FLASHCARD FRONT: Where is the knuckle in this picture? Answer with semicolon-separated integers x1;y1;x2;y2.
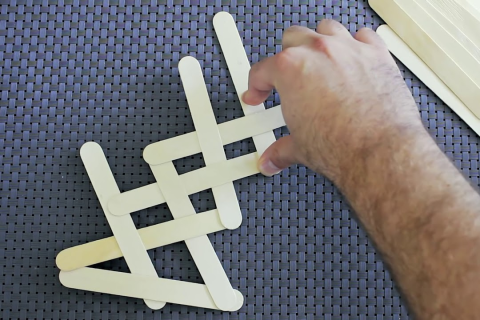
310;36;330;53
282;25;312;47
275;47;300;71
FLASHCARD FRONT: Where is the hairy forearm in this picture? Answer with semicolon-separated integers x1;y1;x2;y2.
338;126;480;319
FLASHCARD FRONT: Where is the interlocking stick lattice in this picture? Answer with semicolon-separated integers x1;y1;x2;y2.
213;11;276;155
179;56;242;230
74;142;166;310
111;108;284;217
59;141;244;311
144;56;241;309
56;154;278;270
142;105;284;166
57;11;287;311
56;209;224;271
142;11;276;165
150;163;238;310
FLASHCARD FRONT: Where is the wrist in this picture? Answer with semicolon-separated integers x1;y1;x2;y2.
334;121;465;245
335;122;432;199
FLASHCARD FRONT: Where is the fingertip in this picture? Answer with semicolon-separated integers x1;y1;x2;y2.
242;89;269;106
241;90;254;105
258;154;282;177
258;136;299;176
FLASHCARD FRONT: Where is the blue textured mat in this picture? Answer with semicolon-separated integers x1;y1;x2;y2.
1;0;479;319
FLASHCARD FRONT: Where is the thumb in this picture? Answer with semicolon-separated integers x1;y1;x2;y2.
258;135;299;176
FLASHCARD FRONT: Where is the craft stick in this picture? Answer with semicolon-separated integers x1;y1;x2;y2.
179;56;242;230
426;0;480;51
143;105;285;165
56;209;224;271
431;0;480;42
79;142;165;310
109;152;259;216
415;0;480;61
401;0;480;83
213;11;276;155
376;25;480;136
179;57;226;165
466;0;480;13
369;0;480;118
59;268;244;311
150;162;238;311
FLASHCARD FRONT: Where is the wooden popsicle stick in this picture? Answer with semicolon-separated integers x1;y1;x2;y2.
59;268;244;311
369;0;480;118
109;183;163;216
430;0;480;49
150;162;238;311
179;56;226;166
79;142;165;310
399;0;480;83
415;0;480;61
108;152;259;216
143;105;285;165
56;209;225;271
466;0;480;13
213;11;276;155
179;56;242;230
376;25;480;135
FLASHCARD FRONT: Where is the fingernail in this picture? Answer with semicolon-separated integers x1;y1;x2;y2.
259;158;282;177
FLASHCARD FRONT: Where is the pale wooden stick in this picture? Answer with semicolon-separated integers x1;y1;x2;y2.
60;268;244;311
108;152;259;216
56;209;224;271
401;0;480;83
213;11;276;155
179;56;242;230
150;162;238;311
416;0;480;61
369;0;480;118
376;25;480;135
466;0;480;13
435;0;480;29
80;142;165;310
428;0;480;49
143;105;285;165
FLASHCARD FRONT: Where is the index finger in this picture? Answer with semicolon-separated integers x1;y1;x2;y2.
242;55;278;106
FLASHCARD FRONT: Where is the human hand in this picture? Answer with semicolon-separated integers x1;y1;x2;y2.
243;20;425;184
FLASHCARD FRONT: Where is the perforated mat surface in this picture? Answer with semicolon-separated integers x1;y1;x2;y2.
1;0;479;319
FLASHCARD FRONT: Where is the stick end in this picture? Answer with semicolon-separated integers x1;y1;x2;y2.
213;11;234;28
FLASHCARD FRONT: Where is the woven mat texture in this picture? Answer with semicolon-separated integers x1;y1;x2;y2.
1;0;479;319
